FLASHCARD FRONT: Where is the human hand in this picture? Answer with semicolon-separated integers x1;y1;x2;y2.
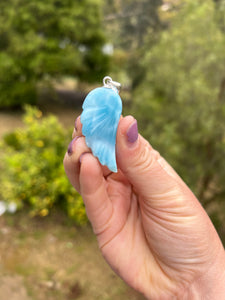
64;115;225;299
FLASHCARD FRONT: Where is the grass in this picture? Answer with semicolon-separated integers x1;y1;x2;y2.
0;211;145;300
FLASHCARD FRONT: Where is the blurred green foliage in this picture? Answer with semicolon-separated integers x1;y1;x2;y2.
0;106;87;225
104;0;163;87
0;0;109;108
104;0;162;50
214;0;225;31
132;0;225;226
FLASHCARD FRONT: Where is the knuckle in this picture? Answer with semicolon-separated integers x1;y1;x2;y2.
131;143;160;174
75;136;90;153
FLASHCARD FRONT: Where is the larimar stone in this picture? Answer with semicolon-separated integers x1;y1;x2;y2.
81;86;122;172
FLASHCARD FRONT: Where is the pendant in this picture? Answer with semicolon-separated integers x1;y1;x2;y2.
81;76;122;172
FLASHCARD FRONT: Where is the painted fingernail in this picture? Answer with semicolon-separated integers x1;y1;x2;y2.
126;120;138;144
74;117;78;131
67;136;79;156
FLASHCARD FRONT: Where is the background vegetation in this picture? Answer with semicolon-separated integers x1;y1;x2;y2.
0;0;109;107
0;0;224;298
0;106;87;224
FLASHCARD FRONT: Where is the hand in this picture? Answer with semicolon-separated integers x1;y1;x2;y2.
64;115;225;299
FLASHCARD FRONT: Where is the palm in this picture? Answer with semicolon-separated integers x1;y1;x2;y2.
95;169;214;298
96;170;155;292
94;170;173;297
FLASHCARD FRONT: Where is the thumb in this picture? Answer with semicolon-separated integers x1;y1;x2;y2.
116;116;189;203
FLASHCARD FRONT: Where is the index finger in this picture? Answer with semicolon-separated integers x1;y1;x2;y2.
72;116;83;139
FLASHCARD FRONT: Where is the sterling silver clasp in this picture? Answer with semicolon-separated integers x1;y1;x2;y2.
103;76;121;93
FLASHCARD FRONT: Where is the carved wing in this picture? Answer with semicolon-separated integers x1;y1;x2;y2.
81;87;122;172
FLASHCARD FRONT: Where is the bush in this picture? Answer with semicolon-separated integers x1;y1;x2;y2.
0;106;87;225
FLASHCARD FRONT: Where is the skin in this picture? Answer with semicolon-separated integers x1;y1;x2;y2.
64;115;225;300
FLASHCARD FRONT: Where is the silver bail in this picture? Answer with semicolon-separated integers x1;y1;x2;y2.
103;76;121;93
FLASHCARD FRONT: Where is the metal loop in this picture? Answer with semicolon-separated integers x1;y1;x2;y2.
103;76;121;93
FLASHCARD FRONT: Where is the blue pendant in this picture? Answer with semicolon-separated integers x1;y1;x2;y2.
81;77;122;172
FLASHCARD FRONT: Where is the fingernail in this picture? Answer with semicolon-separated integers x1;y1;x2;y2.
67;136;79;156
74;117;78;131
126;120;138;144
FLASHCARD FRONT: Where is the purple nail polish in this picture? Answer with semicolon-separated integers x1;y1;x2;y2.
67;136;79;156
127;120;138;143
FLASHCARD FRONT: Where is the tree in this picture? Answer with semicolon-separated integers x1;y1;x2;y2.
131;0;225;232
0;0;109;107
103;0;163;88
214;0;225;32
104;0;162;50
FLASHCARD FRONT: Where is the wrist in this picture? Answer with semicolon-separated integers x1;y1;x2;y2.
183;248;225;300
